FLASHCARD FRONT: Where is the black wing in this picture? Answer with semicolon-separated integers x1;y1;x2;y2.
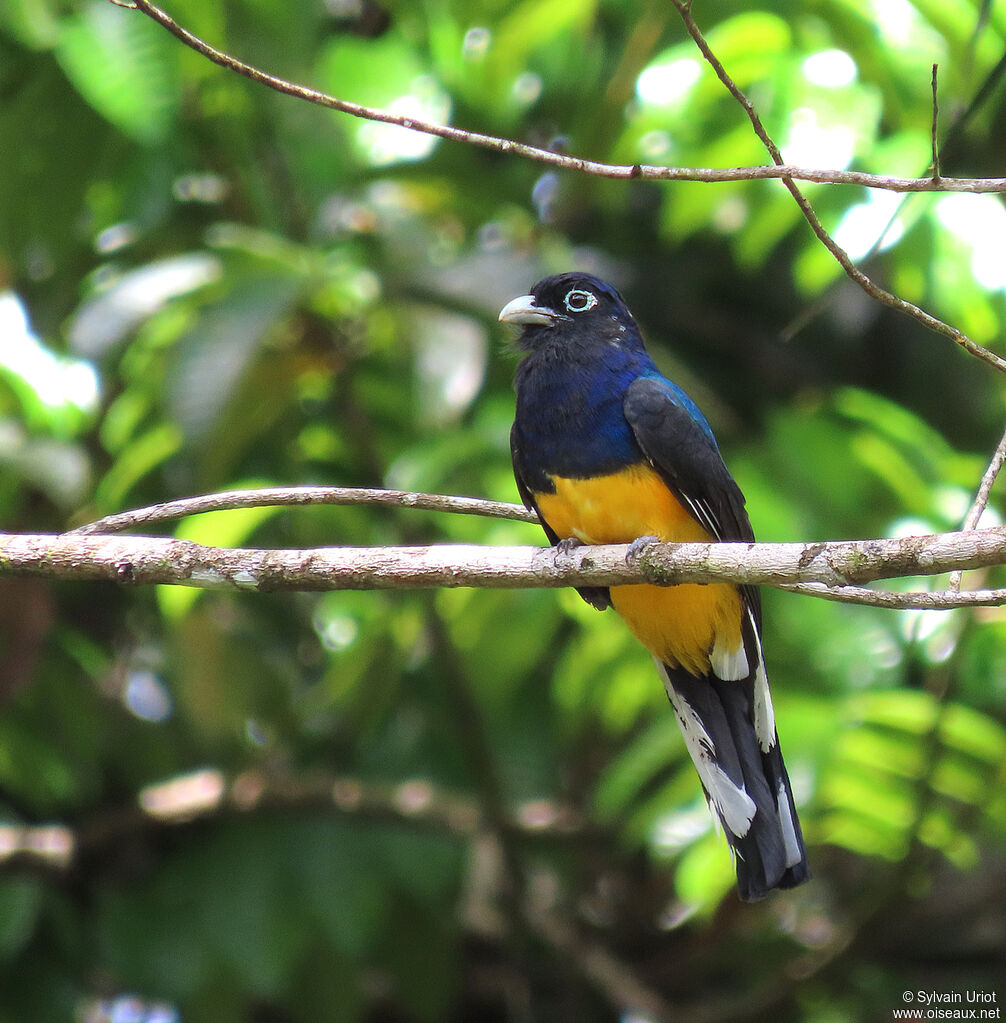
510;422;612;611
623;376;760;623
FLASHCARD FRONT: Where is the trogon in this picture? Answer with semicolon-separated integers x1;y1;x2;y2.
500;271;809;901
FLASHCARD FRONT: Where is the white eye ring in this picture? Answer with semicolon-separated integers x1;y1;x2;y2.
564;289;598;314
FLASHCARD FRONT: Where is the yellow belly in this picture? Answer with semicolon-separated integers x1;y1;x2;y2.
534;464;743;676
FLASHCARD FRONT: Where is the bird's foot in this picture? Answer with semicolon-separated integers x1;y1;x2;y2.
554;536;585;556
625;535;660;563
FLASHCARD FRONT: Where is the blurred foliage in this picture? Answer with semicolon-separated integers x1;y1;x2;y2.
2;0;1006;1020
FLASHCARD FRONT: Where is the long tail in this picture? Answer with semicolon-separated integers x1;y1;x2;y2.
655;654;809;901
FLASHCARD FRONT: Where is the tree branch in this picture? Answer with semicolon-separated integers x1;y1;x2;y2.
0;767;591;877
106;0;1006;369
4;525;1006;607
667;0;1006;376
109;0;1006;195
1;762;669;1020
780;580;1006;609
960;425;1006;534
70;485;537;536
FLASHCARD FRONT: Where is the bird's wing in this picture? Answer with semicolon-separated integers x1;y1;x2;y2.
623;375;760;619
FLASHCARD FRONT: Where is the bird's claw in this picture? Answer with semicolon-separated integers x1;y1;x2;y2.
554;536;585;556
625;535;660;563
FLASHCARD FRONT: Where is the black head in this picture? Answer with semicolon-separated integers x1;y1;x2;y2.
498;272;642;351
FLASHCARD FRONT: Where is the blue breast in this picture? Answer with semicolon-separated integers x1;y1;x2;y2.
514;346;640;485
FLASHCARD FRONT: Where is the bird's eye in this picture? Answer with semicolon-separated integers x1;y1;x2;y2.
563;289;598;314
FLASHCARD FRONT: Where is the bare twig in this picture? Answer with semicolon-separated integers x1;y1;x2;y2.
106;1;1006;195
781;580;1006;609
668;0;1006;375
70;486;537;536
784;46;1006;343
931;64;942;181
4;527;1006;606
948;421;1006;592
961;426;1006;533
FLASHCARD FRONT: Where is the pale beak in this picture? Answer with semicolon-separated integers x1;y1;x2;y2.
498;294;559;326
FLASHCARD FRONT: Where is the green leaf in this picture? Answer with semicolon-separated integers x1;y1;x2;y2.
0;878;44;958
593;715;681;821
319;34;450;166
197;824;306;996
376;828;462;907
0;721;77;809
939;704;1006;764
492;0;597;75
819;810;907;861
377;897;459;1023
0;0;61;49
703;12;792;86
673;832;734;909
820;767;917;829
165;271;305;447
836;725;926;779
93;421;182;511
850;689;938;735
290;821;390;958
55;1;179;143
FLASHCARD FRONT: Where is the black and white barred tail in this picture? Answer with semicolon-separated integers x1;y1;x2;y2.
655;612;809;900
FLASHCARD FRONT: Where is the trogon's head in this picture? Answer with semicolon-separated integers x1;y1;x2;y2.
499;272;644;352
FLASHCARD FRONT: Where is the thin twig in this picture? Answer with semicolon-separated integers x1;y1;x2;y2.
784;45;1006;343
961;426;1006;532
668;0;1006;375
931;64;942;181
108;2;1006;194
70;486;538;535
948;421;1006;592
781;581;1006;609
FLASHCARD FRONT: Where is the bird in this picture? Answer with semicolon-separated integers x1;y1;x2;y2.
500;271;809;901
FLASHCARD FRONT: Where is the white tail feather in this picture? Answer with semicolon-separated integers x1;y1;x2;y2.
747;609;776;753
711;635;749;681
777;777;804;868
657;661;756;839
